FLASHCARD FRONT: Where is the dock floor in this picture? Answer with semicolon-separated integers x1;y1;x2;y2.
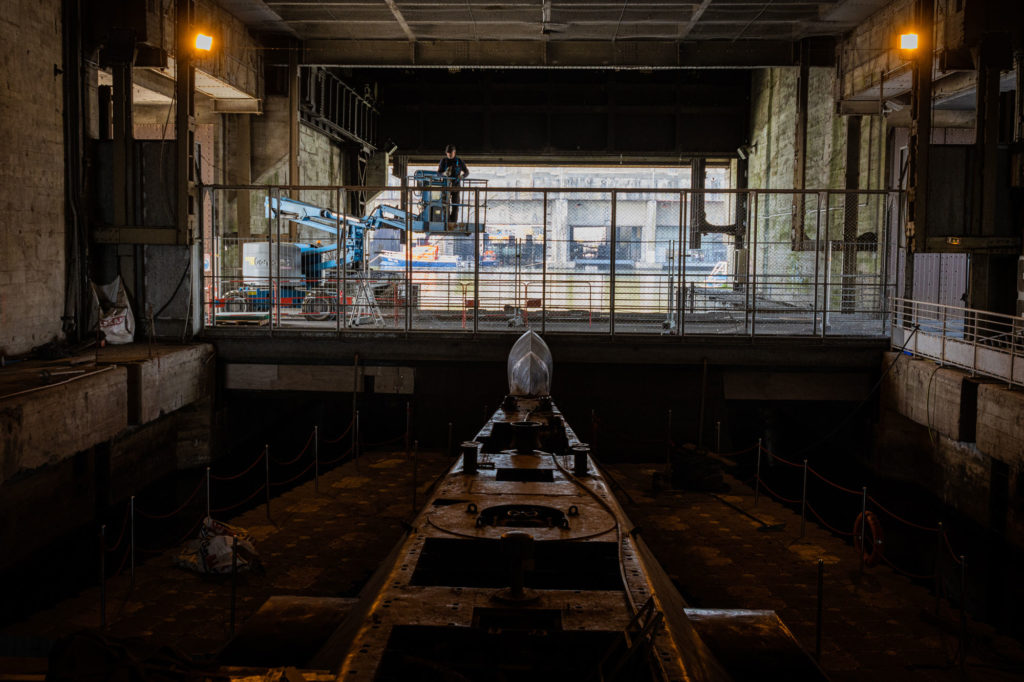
4;453;1023;681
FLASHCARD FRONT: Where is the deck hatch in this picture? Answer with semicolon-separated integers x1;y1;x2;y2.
410;538;623;590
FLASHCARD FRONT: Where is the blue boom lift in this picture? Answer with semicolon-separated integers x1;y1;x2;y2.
218;171;487;322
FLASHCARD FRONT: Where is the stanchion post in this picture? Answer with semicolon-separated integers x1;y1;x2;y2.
229;535;238;637
264;444;271;520
754;438;762;506
405;402;412;459
715;420;721;453
205;466;211;520
591;409;597;456
129;496;136;588
355;410;361;461
800;459;808;539
99;524;107;628
665;409;672;466
447;421;453;458
934;521;943;618
859;486;868;573
314;425;320;494
959;554;968;677
412;440;419;513
816;558;824;662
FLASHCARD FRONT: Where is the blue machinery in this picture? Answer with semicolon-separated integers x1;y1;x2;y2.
219;171;487;319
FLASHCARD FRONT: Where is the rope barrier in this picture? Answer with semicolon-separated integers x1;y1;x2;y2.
111;544;131;579
210;448;266;482
103;504;131;552
174;515;206;545
878;553;936;581
322;417;355;444
712;443;759;457
758;445;801;468
807;466;862;496
271;430;314;467
271;459;316;487
135;477;204;520
942;530;963;565
319;445;354;466
755;476;801;504
211;483;267;515
868;495;940;533
805;502;856;537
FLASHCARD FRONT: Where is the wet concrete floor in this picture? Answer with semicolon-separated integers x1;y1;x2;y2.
4;452;1024;680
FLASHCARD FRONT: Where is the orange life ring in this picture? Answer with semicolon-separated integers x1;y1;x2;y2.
853;511;884;567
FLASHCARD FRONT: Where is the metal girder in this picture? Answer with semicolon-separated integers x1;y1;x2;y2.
925;236;1021;253
299;39;835;69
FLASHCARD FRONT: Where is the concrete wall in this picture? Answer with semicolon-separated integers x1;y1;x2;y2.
0;0;66;356
248;98;348;236
877;353;1024;549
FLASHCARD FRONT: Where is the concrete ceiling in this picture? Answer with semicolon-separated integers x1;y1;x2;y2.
218;0;892;67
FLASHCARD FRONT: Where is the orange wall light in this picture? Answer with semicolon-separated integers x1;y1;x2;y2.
899;33;919;50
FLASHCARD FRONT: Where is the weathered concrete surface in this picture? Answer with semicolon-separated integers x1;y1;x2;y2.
881;352;975;442
976;384;1024;467
7;453;1024;681
609;467;1024;682
224;363;414;394
0;367;127;485
0;0;66;356
876;354;1024;549
2;450;451;656
96;343;215;425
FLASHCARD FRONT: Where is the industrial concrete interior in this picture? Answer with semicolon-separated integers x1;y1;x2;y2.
2;0;1024;680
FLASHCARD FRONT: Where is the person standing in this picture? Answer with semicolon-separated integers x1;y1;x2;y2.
437;144;469;223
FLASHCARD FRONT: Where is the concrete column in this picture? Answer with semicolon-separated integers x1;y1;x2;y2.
792;40;810;245
842;117;861;313
553;198;569;265
643;199;658;264
904;0;933;287
288;47;300;240
227;115;252;240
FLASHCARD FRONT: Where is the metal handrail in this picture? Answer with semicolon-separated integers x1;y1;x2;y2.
891;297;1024;387
202;185;897;339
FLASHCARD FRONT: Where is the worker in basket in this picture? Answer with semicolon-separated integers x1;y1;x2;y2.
437;144;469;224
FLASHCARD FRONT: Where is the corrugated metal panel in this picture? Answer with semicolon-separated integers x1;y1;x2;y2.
911;253;967;305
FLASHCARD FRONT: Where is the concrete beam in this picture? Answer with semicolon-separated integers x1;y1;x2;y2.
207;332;889;370
881;352;977;442
977;384;1024;467
95;344;215;425
0;367;128;484
300;39;834;69
723;371;871;401
225;364;414;394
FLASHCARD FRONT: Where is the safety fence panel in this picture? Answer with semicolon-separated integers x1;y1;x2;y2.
538;190;612;334
751;191;819;336
200;185;895;337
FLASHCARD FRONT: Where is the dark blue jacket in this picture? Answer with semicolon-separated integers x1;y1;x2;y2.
438;156;469;183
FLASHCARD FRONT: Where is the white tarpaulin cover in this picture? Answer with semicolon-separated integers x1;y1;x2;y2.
507;330;552;396
91;277;135;345
175;517;260;574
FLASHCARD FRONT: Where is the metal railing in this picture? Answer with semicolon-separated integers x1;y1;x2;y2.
199;184;899;338
891;298;1024;387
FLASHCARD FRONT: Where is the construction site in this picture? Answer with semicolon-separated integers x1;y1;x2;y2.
2;0;1024;680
